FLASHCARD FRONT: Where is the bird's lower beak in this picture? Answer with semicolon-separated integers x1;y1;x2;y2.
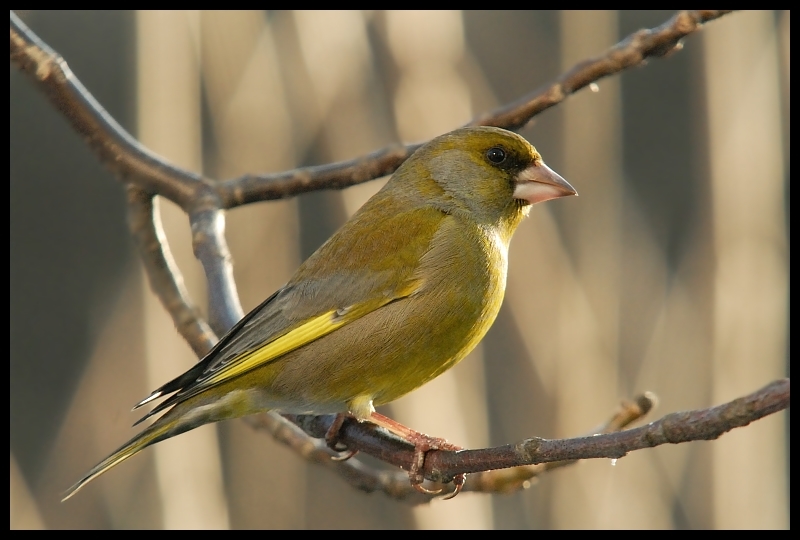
513;162;577;205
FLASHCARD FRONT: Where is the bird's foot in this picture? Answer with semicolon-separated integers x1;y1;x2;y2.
407;433;466;500
325;413;359;461
369;412;465;499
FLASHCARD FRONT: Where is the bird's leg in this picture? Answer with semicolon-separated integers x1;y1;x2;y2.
368;412;466;499
324;413;359;461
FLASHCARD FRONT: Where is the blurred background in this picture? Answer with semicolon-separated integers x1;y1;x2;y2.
10;10;789;529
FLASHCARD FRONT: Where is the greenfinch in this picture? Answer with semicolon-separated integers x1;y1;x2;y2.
63;126;576;500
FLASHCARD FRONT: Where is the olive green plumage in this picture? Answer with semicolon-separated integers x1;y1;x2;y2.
63;126;576;500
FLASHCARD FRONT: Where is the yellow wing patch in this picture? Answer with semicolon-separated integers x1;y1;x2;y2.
202;308;344;387
196;278;424;394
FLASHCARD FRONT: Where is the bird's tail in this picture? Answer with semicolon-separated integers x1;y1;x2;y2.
61;412;193;502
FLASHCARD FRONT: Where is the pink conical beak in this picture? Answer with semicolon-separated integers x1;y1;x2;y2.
513;162;577;205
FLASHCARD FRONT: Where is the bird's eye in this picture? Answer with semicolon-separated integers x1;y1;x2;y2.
486;147;506;164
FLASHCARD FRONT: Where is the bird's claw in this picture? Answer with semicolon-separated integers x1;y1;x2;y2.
441;473;466;500
330;448;358;461
325;413;359;461
413;482;443;495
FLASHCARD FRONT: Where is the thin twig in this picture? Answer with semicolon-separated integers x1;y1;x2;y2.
470;10;731;130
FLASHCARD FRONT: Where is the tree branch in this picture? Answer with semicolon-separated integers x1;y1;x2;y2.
254;379;789;501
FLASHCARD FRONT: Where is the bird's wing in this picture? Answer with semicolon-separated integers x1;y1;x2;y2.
134;204;445;422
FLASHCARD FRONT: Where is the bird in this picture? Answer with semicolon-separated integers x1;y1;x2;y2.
62;125;577;501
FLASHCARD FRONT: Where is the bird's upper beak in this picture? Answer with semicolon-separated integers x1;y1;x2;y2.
513;162;577;205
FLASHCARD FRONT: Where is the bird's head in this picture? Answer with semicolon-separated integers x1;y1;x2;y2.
396;126;577;235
